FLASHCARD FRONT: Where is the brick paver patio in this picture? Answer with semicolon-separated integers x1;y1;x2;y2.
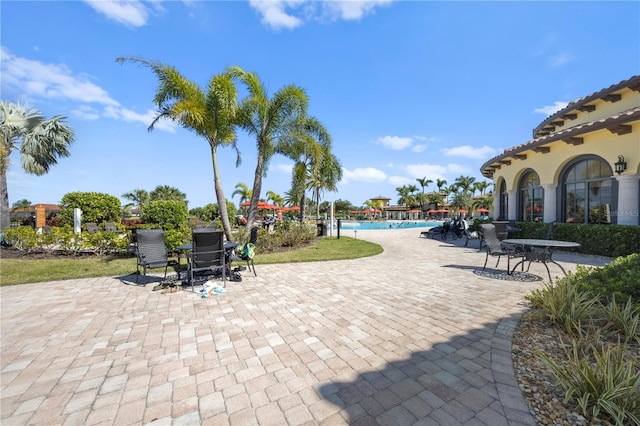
1;228;610;425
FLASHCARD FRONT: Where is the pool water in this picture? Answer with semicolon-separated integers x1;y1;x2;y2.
338;220;441;230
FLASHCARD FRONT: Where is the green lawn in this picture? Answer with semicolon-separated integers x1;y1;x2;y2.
0;237;383;286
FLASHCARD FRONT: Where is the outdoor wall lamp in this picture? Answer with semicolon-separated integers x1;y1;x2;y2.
614;155;627;175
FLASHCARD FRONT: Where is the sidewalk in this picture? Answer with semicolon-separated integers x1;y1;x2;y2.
0;228;609;425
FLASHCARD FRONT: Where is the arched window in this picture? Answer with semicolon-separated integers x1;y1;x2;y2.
499;180;508;220
562;158;612;224
519;171;543;222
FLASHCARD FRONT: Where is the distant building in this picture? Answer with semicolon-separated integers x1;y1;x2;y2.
369;195;391;207
480;75;639;225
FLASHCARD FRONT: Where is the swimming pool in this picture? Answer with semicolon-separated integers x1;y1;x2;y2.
337;220;441;230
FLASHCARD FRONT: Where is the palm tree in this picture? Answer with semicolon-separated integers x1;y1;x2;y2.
436;178;448;194
122;189;149;214
454;175;477;195
307;151;342;219
276;115;332;221
232;182;252;206
265;190;283;207
228;66;308;225
150;185;187;202
117;57;240;240
11;199;31;217
416;177;433;194
0;102;75;230
474;180;492;196
396;185;413;206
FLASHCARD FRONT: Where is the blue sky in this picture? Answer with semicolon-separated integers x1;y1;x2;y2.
2;1;639;210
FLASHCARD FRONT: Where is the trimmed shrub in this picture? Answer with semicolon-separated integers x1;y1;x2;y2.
142;200;188;229
571;253;640;305
58;192;122;226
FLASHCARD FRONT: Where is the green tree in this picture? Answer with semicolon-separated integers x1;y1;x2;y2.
307;151;342;220
11;198;31;219
454;175;477;195
0;102;75;230
229;66;309;225
122;188;149;213
117;57;240;241
474;180;492;196
150;185;187;202
416;177;433;194
232;182;252;206
265;190;283;207
142;199;188;229
58;192;121;225
276;115;333;221
436;178;448;194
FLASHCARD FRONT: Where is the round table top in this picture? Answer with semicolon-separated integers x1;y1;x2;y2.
502;238;581;248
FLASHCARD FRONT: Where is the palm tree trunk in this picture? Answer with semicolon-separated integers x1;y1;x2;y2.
0;169;10;230
210;145;232;241
247;144;265;227
299;193;306;222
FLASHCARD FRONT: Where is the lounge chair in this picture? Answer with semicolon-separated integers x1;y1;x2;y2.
86;222;99;234
135;229;179;283
104;222;119;232
420;226;443;239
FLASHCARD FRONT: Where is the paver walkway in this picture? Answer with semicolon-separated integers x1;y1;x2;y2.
1;228;610;425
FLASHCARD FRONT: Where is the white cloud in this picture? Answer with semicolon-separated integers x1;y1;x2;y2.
1;46;175;132
83;0;151;27
1;46;119;106
249;0;304;30
71;105;100;120
248;0;395;29
404;164;448;180
341;167;387;183
440;145;497;160
411;144;427;153
274;163;294;174
323;0;394;20
534;101;569;116
550;53;571;68
104;105;176;132
446;163;472;174
388;175;412;186
377;135;413;150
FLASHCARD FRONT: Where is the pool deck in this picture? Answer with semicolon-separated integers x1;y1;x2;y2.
0;228;610;425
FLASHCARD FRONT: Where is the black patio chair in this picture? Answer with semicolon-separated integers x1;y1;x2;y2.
480;224;524;273
188;228;226;289
135;229;178;283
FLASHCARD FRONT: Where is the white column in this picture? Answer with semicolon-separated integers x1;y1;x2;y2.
493;192;500;219
542;184;557;223
615;174;640;225
507;189;518;221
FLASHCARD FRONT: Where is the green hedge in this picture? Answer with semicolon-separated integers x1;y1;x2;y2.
58;192;122;226
514;222;640;258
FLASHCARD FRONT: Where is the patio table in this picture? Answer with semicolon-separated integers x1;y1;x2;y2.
502;238;580;282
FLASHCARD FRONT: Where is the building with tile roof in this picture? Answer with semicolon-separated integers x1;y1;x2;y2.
480;75;640;226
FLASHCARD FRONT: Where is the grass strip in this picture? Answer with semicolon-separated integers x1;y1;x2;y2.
0;236;382;286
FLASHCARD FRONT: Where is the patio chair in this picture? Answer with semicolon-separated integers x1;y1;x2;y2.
491;221;509;241
104;222;119;232
188;228;226;289
480;224;524;272
241;225;259;276
86;222;99;234
135;229;178;283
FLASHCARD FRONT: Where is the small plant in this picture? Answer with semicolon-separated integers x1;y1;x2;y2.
540;340;640;425
525;278;601;336
603;298;640;345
